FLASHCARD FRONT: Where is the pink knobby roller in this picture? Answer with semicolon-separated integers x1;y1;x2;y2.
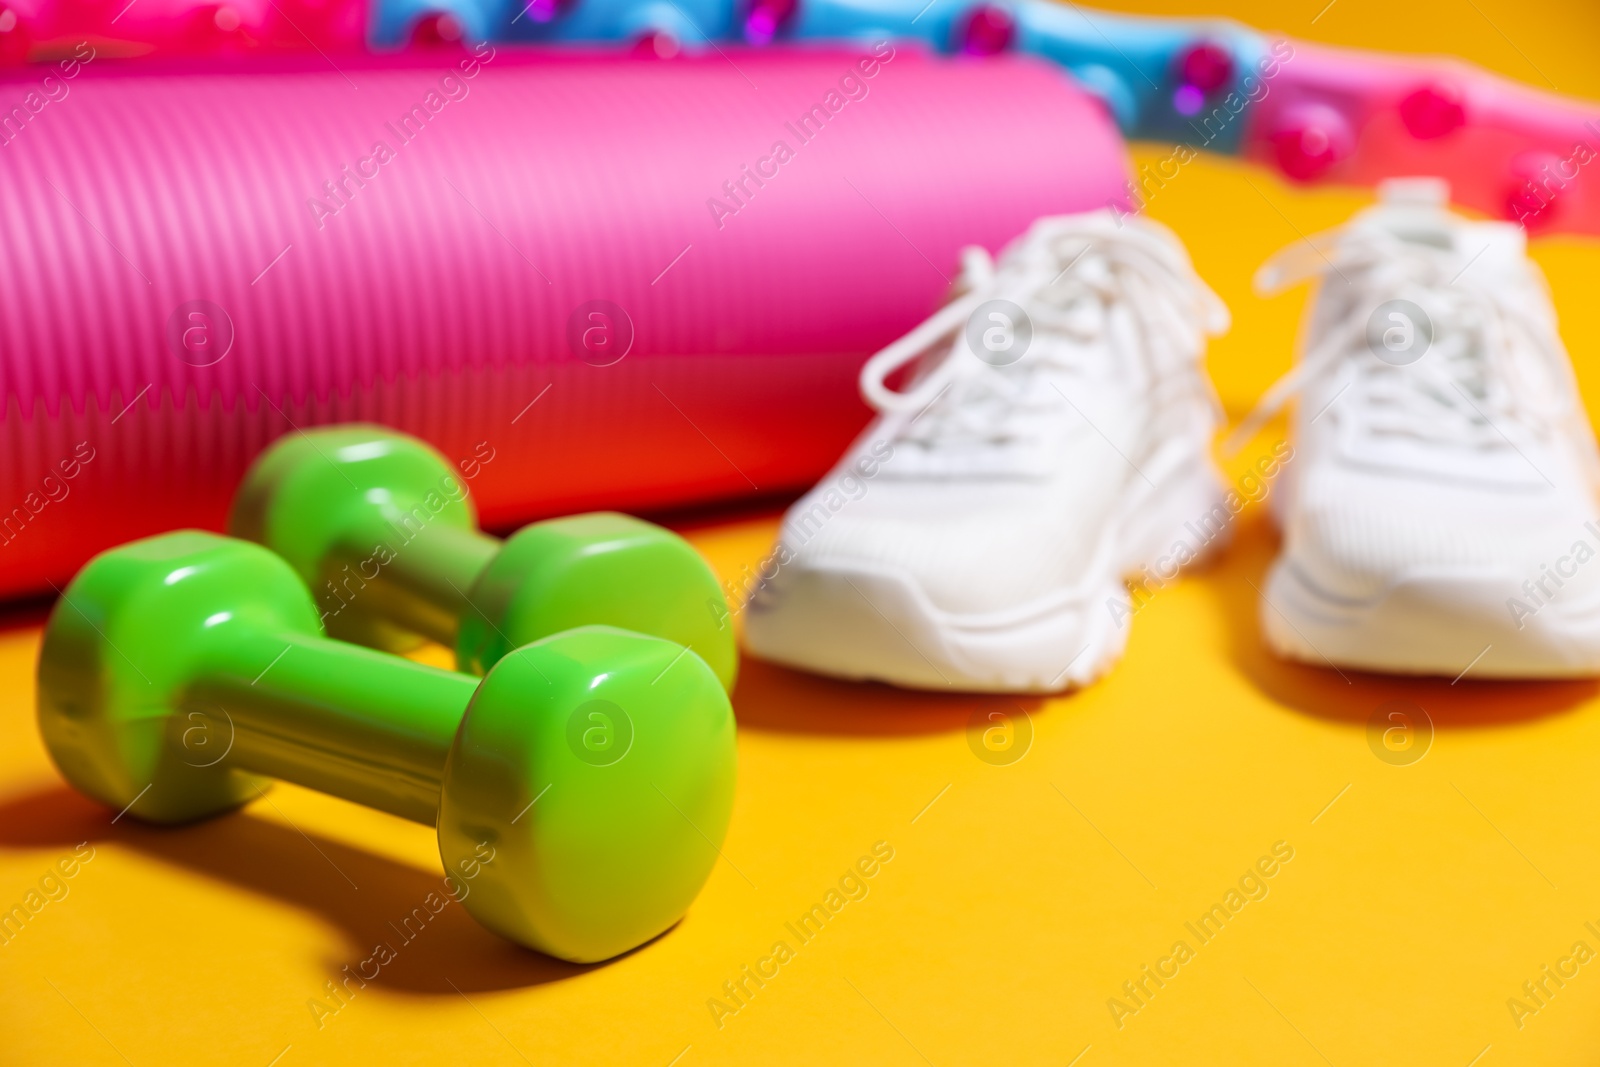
0;47;1129;598
1246;40;1600;232
0;0;366;65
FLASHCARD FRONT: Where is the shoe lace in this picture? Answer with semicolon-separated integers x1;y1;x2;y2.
1226;225;1578;457
858;215;1230;464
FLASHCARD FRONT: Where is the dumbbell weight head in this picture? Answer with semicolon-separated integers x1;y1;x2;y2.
456;513;738;688
37;531;314;823
229;426;479;652
442;627;737;961
230;425;739;690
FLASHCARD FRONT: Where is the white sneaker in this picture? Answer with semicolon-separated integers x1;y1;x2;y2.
742;213;1230;692
1236;178;1600;678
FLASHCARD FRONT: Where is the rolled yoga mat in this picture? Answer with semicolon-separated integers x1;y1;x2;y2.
0;46;1129;599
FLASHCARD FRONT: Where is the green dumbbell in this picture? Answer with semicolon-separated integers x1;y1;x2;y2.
37;531;737;963
228;425;736;690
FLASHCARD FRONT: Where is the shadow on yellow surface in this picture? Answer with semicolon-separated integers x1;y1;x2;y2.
0;595;53;637
0;785;598;995
731;655;1050;736
1208;512;1599;728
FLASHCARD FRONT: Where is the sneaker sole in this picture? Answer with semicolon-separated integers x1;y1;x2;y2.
743;454;1229;693
1260;556;1600;678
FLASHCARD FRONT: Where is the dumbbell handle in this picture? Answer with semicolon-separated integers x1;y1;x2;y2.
191;629;477;825
331;518;499;648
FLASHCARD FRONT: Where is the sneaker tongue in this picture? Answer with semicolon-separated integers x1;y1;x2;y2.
1358;177;1525;275
1360;177;1455;247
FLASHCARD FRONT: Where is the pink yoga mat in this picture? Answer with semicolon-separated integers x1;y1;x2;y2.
0;46;1128;599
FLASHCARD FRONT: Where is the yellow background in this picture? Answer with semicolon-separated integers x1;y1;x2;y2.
6;1;1600;1063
